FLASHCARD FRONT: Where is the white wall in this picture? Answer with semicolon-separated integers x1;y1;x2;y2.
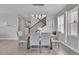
0;13;54;40
0;14;17;40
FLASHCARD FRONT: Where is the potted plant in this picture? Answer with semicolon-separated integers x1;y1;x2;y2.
52;31;57;35
52;31;61;40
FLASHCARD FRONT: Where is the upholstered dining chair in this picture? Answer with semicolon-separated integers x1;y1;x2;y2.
41;33;51;53
17;31;29;54
50;33;60;49
30;32;40;53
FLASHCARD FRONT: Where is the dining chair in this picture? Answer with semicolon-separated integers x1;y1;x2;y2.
17;31;29;54
41;33;51;53
30;32;40;53
50;33;60;49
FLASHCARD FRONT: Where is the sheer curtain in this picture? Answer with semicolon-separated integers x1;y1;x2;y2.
68;7;78;36
57;14;64;34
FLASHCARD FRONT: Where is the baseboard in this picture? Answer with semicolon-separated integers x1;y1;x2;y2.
0;38;17;40
61;42;79;54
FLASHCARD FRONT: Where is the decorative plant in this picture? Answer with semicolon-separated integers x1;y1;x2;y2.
52;31;61;40
52;31;57;35
52;31;61;34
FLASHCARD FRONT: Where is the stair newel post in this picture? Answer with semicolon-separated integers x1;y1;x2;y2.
27;21;31;50
27;28;30;50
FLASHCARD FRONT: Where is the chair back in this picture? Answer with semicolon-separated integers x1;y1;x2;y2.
41;33;50;46
30;32;40;46
17;31;28;42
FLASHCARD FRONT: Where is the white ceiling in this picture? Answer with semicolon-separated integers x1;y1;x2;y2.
0;4;67;15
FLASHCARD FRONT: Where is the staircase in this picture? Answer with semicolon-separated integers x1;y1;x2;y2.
30;17;46;33
17;15;47;49
19;15;47;33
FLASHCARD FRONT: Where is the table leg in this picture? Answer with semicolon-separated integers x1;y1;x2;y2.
27;36;30;50
39;39;41;53
50;39;52;50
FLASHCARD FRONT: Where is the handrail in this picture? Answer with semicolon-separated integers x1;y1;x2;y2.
30;17;46;29
30;21;40;29
38;17;46;25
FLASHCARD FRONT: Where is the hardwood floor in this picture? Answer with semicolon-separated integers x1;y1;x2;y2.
0;40;78;55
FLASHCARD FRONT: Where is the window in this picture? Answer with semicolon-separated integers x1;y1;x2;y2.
57;14;64;33
68;7;78;36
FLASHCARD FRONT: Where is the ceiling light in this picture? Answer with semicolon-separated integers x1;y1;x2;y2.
32;4;44;6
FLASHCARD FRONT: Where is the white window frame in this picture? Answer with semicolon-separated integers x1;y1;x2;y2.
67;7;78;36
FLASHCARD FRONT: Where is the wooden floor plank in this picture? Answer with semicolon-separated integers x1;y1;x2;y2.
0;40;78;55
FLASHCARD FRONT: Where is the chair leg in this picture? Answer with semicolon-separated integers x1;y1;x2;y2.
48;45;51;54
50;39;52;50
30;46;32;53
27;37;30;50
18;43;20;54
54;42;60;48
58;42;60;48
39;40;41;53
18;42;22;54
